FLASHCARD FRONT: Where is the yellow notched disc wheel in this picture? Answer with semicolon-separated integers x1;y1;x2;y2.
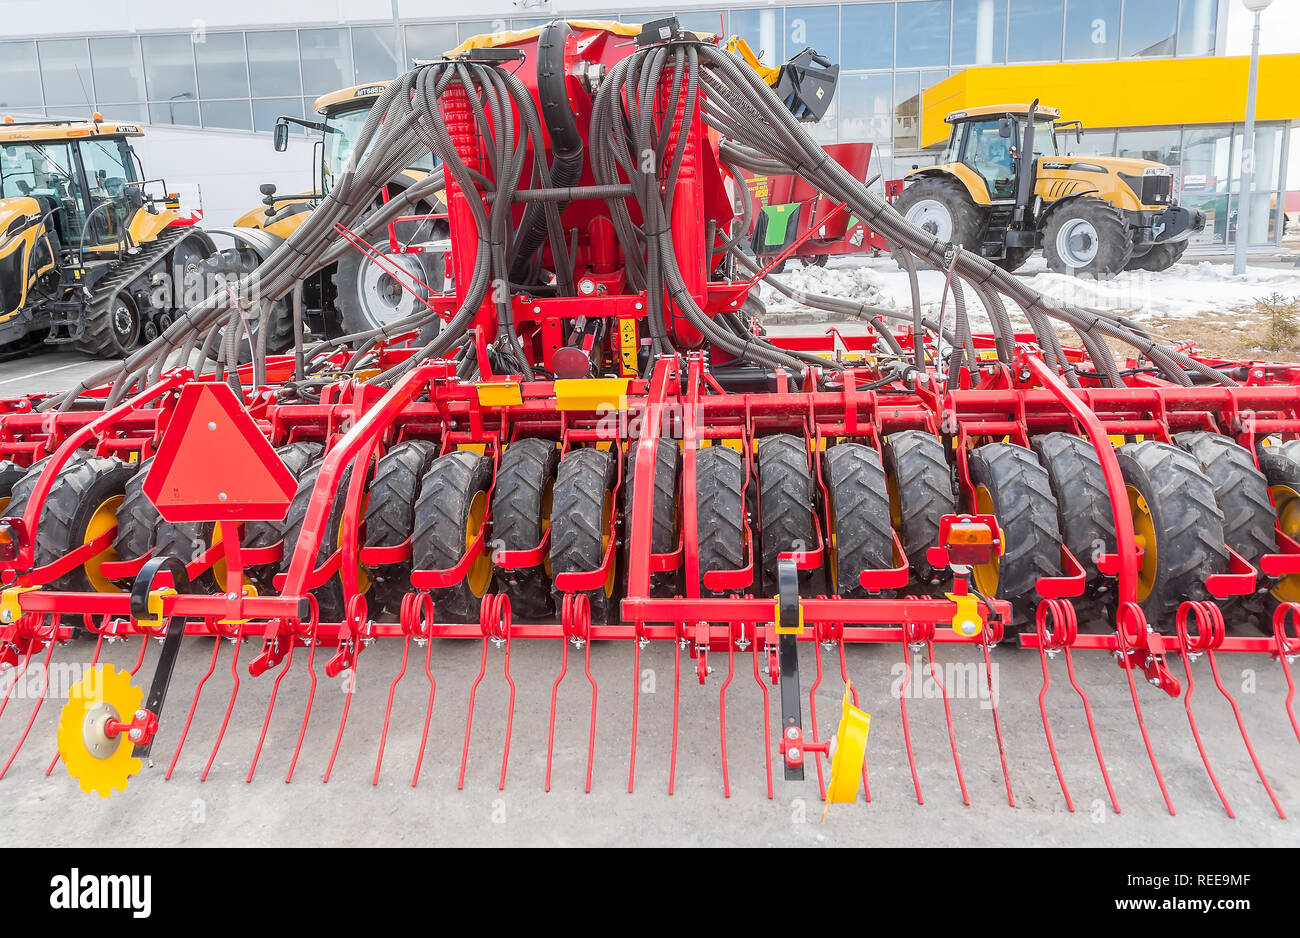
56;664;144;798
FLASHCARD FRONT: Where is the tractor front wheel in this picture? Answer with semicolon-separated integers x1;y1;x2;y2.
892;176;986;261
1043;198;1133;279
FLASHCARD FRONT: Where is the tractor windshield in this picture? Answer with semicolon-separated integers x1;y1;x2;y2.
320;102;435;195
0;141;85;246
1030;117;1059;158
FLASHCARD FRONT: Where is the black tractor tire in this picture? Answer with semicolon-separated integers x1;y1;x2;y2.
623;438;680;599
0;460;27;513
883;430;957;585
412;450;494;623
825;442;894;598
25;457;135;593
112;457;159;570
363;439;440;615
1127;240;1189;273
805;254;829;268
1043;197;1134;279
493;437;561;619
549;447;619;623
994;247;1034;273
1176;432;1276;626
1115;441;1228;629
694;445;747;599
757;434;816;595
892;176;987;262
275;456;369;623
202;246;296;363
1031;433;1117;591
968;442;1063;623
75;289;141;357
242;441;324;590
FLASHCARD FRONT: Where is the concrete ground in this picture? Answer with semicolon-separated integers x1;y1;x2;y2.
1;337;1298;848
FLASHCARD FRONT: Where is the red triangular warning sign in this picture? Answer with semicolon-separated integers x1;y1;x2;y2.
143;383;298;523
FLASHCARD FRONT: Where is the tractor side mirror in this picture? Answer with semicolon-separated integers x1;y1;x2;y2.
997;118;1013;138
273;119;290;152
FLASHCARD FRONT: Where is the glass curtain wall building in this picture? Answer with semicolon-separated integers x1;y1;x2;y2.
1;1;1286;245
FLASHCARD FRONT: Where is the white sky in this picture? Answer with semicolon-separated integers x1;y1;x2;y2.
1224;1;1300;192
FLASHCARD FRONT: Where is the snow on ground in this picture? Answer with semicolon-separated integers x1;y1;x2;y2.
759;253;1300;337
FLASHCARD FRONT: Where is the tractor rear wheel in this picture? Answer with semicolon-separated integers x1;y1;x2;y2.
363;439;440;615
1043;198;1133;279
0;460;26;514
243;441;324;590
825;442;893;598
549;447;619;623
493;437;560;619
694;445;747;598
623;438;680;598
892;176;986;260
968;442;1063;624
883;430;957;585
994;247;1034;273
757;434;816;595
76;290;141;357
1115;441;1227;628
1176;432;1275;626
412;450;494;623
1127;240;1188;273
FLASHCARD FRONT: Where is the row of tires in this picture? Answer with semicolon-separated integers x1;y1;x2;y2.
1;429;1292;632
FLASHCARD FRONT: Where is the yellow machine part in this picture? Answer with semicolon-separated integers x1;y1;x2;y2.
0;196;55;319
56;664;145;798
723;37;781;86
825;682;870;807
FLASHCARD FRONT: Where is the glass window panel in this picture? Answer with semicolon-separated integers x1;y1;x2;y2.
1064;0;1119;59
511;18;553;30
39;39;92;108
1234;191;1280;245
1071;129;1115;156
90;37;144;104
247;31;301;98
952;0;1006;66
97;104;146;123
352;26;399;83
1182;125;1232;194
1008;0;1063;62
784;5;838;61
1115;128;1181;167
841;4;894;70
299;29;350;98
142;34;197;102
1178;0;1217;56
200;99;251;131
894;71;921;150
730;8;782;66
676;11;727;35
458;19;511;43
838;73;893;142
1231;125;1284;193
148;99;200;127
195;33;249;100
253;97;302;134
0;42;42;109
405;24;459;60
1185;193;1227;245
896;0;950;69
1121;0;1177;57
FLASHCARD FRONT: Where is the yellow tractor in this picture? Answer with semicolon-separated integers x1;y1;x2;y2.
893;101;1204;278
0;116;216;356
232;82;444;342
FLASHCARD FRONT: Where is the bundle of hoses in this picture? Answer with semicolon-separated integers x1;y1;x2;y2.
39;34;1231;414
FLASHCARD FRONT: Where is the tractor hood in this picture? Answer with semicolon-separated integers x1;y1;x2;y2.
1037;155;1176;212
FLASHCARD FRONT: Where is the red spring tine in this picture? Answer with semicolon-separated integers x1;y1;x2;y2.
200;621;246;781
285;598;322;784
0;633;56;779
324;594;370;784
127;630;149;677
750;629;773;800
164;627;222;781
372;634;410;787
0;642;36;724
1116;602;1176;815
544;626;569;793
627;622;643;794
1276;603;1300;746
1035;599;1076;811
925;638;970;806
458;594;515;791
980;617;1015;807
897;615;924;804
1175;602;1233;816
718;630;735;798
835;638;871;802
48;626;105;777
410;597;438;788
669;621;682;795
808;635;828;801
496;597;516;791
247;633;295;783
580;610;597;795
1181;602;1286;820
457;619;491;790
1060;616;1120;814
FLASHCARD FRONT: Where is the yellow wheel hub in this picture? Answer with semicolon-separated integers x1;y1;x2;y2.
601;490;616;598
56;664;144;798
971;484;1000;596
1127;485;1158;603
466;490;491;597
83;496;124;594
1271;484;1300;602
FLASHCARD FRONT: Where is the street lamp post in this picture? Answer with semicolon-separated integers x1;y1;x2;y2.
1234;0;1273;275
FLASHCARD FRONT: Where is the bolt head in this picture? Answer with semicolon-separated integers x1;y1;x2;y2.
135;709;147;720
128;728;143;741
207;421;217;431
785;727;800;740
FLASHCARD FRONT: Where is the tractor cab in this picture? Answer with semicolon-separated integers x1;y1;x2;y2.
939;104;1061;203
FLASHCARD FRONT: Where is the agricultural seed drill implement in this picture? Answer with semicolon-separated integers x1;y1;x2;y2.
0;19;1296;816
